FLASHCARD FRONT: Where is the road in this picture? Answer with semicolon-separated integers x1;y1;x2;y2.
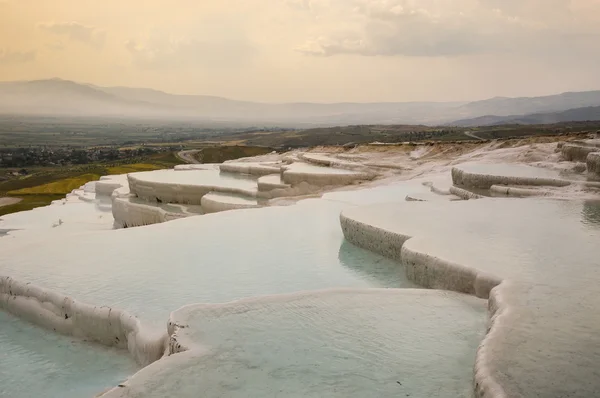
0;197;21;208
463;131;484;141
176;150;201;164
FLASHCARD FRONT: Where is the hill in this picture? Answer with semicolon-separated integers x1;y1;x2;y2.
1;78;600;127
451;106;600;127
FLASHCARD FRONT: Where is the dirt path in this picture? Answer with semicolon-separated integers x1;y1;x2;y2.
0;197;22;208
176;150;201;164
463;131;484;140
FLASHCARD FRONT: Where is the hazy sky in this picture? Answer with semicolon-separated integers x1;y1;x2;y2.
1;0;600;103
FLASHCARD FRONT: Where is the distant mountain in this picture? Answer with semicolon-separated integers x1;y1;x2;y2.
0;78;168;117
1;78;600;127
0;79;464;126
453;91;600;119
450;106;600;127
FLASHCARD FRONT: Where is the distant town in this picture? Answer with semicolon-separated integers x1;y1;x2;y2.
0;145;179;169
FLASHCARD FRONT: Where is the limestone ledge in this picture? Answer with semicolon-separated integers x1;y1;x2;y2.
571;138;600;148
339;209;504;398
174;164;218;171
587;153;600;176
127;173;257;205
96;180;126;197
112;195;202;228
489;185;551;198
257;174;291;192
451;165;570;189
561;143;600;162
423;181;453;195
298;152;374;173
281;164;374;187
200;193;261;214
0;276;167;367
219;162;281;176
449;186;483;200
339;200;600;398
405;192;460;202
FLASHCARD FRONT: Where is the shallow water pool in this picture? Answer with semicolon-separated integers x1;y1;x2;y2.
0;199;414;327
0;176;464;398
341;198;600;398
121;289;486;398
0;312;136;398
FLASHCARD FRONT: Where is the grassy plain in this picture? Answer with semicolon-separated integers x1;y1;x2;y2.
195;146;274;163
0;152;183;216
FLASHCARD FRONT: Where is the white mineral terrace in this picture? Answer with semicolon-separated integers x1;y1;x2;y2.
340;199;600;397
281;162;375;186
1;137;600;397
103;156;378;228
127;169;259;204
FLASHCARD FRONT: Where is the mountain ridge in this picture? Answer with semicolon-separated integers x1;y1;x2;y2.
450;105;600;127
1;78;600;127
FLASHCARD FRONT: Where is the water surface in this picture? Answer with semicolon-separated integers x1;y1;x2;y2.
0;312;137;398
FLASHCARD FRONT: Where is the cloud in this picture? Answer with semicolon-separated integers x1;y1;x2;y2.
0;49;36;64
38;22;106;49
285;0;313;11
296;0;600;57
125;34;255;70
45;41;65;51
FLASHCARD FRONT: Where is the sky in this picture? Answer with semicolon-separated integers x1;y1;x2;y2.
1;0;600;103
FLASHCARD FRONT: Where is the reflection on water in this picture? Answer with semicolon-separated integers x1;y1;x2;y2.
0;197;417;397
338;240;416;288
581;200;600;228
156;290;486;398
0;200;412;326
0;312;137;398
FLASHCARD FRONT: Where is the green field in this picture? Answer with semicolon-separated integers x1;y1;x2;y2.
195;146;274;163
8;173;102;195
0;151;183;216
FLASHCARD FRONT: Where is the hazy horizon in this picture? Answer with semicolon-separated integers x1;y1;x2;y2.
1;0;600;103
3;76;600;105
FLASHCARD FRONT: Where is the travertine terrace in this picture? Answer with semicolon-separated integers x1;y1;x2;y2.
2;134;600;398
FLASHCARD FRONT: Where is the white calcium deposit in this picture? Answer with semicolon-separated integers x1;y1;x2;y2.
340;199;600;398
2;136;600;398
0;277;166;366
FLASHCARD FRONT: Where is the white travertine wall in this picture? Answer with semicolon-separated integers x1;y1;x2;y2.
298;153;374;173
127;174;257;205
219;163;280;176
111;196;190;228
173;164;218;171
200;193;261;214
587;153;600;176
449;186;483;200
451;166;569;189
489;185;550;197
95;180;126;197
112;190;207;228
281;165;374;187
561;143;599;162
339;210;499;297
338;208;501;398
0;276;167;366
339;199;600;398
257;174;291;192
